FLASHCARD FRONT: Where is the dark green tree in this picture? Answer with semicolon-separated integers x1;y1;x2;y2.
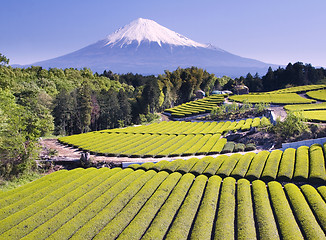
76;80;92;133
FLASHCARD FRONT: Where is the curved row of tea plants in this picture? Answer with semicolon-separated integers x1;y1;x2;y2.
306;89;326;101
164;95;225;118
229;92;316;104
58;118;269;157
300;110;326;123
261;84;326;94
128;143;326;183
1;168;325;239
284;102;326;112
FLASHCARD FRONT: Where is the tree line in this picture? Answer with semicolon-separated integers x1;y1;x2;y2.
236;62;326;92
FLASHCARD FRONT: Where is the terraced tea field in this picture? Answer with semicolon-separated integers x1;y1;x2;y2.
59;118;269;157
164;95;225;118
128;143;326;183
1;158;325;239
306;89;326;101
284;103;326;122
229;92;316;104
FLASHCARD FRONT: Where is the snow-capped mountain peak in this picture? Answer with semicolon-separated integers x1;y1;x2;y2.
105;18;208;48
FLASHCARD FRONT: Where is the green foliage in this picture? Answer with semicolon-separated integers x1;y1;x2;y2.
191;175;222;240
0;53;9;65
237;178;256;240
165;175;207;239
252;180;280;239
271;111;307;139
214;177;236;240
293;146;309;181
277;148;296;181
261;149;283;181
301;184;326;233
142;173;195;240
309;144;326;182
268;181;304;239
246;151;270;181
2;168;326;239
285;183;325;239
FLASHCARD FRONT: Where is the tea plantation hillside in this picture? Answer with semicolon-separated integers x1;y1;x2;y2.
1;162;326;239
58;118;270;157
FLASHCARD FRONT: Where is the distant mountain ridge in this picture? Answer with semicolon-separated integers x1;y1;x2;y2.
28;18;278;77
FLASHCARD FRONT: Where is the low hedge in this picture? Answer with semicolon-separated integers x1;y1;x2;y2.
214;177;236;240
142;173;195;240
309;144;326;182
245;151;270;181
284;183;325;239
93;172;169;239
268;181;304;239
252;180;279;239
293;146;309;181
301;184;326;233
261;150;283;182
230;152;255;179
190;175;222;240
69;170;156;240
46;168;136;240
202;155;228;176
165;175;208;239
117;172;182;240
216;153;242;178
220;141;235;154
277;148;296;181
236;178;256;240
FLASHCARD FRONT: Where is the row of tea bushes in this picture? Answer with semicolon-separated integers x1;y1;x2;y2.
164;95;225;118
128;143;326;183
1;168;325;239
306;89;326;101
58;118;269;158
229;92;316;104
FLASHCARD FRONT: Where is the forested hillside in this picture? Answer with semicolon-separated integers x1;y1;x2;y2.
1;51;326;178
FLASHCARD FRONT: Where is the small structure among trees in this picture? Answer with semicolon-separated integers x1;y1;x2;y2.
195;90;205;99
234;85;249;95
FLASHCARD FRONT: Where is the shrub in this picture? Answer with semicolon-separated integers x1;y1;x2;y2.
252;180;279;239
236;179;256;240
190;175;222;240
230;152;255;179
245;143;256;151
165;175;208;239
142;173;195;240
277;148;296;181
92;171;169;239
261;150;283;182
284;183;325;239
301;184;326;233
220;141;235;154
309;144;326;182
202;155;228;176
217;153;242;178
268;181;304;239
176;157;198;174
117;172;182;240
213;177;236;240
189;156;213;176
245;151;270;181
234;143;245;152
68;170;155;240
293;146;309;181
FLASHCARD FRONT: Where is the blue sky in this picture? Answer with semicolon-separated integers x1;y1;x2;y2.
1;0;325;68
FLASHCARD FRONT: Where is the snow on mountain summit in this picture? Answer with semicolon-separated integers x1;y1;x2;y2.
105;18;208;48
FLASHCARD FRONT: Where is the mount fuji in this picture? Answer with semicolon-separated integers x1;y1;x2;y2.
30;18;277;77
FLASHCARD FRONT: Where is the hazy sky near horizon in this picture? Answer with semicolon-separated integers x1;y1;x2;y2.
1;0;325;68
